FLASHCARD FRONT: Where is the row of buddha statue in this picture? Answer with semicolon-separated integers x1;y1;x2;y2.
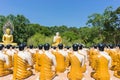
1;28;62;46
1;43;120;80
1;21;120;80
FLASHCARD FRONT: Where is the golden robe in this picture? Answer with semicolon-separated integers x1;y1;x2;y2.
40;54;55;80
55;52;66;73
52;36;62;46
68;54;83;80
35;52;42;72
92;54;110;80
4;54;12;68
107;49;117;70
13;54;32;80
114;50;120;78
0;59;12;77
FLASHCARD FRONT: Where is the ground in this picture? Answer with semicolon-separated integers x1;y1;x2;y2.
0;61;119;80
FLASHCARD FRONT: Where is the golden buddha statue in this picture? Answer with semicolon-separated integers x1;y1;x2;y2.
52;32;62;46
2;28;13;43
0;21;17;46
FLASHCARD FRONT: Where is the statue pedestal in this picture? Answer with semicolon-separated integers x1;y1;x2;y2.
0;42;17;46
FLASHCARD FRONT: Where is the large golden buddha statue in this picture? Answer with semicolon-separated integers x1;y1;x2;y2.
2;28;13;43
0;21;17;46
52;32;62;46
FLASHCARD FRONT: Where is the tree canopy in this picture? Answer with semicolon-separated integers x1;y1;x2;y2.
0;6;120;47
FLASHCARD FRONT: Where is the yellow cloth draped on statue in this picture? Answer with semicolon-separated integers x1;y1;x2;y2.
65;54;70;68
55;52;66;73
40;54;55;80
106;49;117;70
68;54;83;80
89;48;99;70
78;50;87;73
114;50;120;78
0;59;12;77
92;55;110;80
4;55;12;68
52;36;62;46
13;54;32;80
35;52;42;72
52;32;62;46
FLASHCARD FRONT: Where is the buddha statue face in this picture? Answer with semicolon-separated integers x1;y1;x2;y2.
56;32;59;36
6;28;11;35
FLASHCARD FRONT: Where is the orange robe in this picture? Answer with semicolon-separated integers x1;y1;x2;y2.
13;54;33;80
35;52;42;72
92;54;110;80
52;36;62;46
55;52;66;73
68;54;83;80
107;49;117;70
40;54;55;80
0;59;12;77
114;50;120;78
4;54;13;68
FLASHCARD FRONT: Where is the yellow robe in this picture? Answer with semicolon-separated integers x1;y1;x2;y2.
13;54;33;80
4;54;13;68
35;52;42;72
78;50;87;73
29;49;36;63
55;52;66;73
68;54;83;80
65;54;70;68
92;54;110;80
52;36;62;46
40;54;55;80
107;49;117;70
114;50;120;78
89;49;99;70
0;59;12;77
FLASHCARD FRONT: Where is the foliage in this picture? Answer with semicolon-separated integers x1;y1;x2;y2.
0;6;120;47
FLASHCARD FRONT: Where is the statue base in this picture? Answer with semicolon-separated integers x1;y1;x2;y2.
0;42;17;46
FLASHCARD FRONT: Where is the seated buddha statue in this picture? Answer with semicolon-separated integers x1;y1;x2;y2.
0;44;13;77
0;21;17;46
2;28;13;43
52;32;62;47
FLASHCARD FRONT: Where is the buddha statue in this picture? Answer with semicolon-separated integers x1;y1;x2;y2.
52;32;62;46
0;21;17;46
2;28;13;43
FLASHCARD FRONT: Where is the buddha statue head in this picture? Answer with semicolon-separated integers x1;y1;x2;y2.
58;43;63;49
44;43;50;50
6;28;11;35
72;44;78;51
56;32;59;36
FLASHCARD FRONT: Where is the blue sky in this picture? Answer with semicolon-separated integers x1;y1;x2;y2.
0;0;120;27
